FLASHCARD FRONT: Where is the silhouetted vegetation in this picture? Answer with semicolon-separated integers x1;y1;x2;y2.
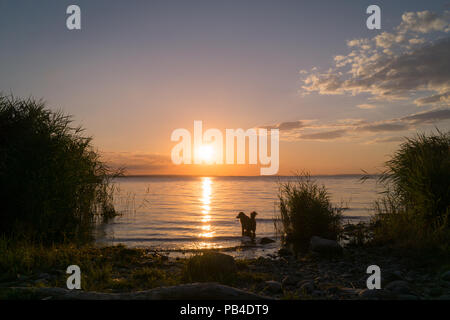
275;174;343;253
0;95;120;243
183;252;238;283
369;131;450;254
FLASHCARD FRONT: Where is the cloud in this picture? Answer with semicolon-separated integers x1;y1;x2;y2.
356;122;409;132
261;120;305;131
301;10;450;106
102;152;173;173
401;108;450;123
397;10;450;33
357;104;376;109
414;91;450;106
299;129;347;140
260;108;450;142
367;136;406;144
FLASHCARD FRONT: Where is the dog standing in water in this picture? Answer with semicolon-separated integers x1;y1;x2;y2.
236;211;258;241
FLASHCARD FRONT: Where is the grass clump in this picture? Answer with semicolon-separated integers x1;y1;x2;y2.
0;94;120;243
275;174;343;253
369;131;450;254
182;252;237;284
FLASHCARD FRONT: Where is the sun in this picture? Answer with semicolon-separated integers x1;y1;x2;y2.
197;144;214;163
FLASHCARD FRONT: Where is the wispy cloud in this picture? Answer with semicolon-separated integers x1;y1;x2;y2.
102;152;173;173
357;104;376;109
260;108;450;142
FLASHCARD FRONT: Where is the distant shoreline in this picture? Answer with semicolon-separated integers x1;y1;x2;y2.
115;174;380;179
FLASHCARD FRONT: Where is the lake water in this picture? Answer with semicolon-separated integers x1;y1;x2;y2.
95;175;379;256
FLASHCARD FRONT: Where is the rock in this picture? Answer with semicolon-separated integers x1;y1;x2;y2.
310;236;342;256
281;275;299;287
441;270;450;281
33;279;49;286
312;290;323;296
259;237;275;245
327;286;340;295
429;287;443;297
264;280;282;293
359;289;389;300
298;280;315;294
381;271;403;286
7;283;271;300
339;287;362;296
385;280;411;294
278;247;292;256
396;294;419;300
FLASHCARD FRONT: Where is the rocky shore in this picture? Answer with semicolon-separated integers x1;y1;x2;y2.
1;242;450;300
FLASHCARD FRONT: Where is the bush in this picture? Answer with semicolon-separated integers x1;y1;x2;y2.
370;131;450;254
275;174;343;253
0;95;119;243
183;252;237;283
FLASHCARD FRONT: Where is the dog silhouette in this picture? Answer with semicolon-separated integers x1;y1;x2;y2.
236;211;257;241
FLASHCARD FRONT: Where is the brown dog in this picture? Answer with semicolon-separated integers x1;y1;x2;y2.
236;211;258;240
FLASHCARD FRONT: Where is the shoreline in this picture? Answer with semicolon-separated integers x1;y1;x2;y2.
1;242;449;300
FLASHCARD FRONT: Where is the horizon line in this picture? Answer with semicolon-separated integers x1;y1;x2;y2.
116;173;380;178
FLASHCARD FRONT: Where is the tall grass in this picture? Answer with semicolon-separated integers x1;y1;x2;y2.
275;174;343;253
370;131;450;254
0;95;121;243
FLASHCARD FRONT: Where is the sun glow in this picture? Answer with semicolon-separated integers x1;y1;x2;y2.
196;144;214;163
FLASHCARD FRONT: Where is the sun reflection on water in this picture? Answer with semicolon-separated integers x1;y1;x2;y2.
198;177;215;239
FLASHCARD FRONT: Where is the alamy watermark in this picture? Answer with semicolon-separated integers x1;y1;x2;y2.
171;121;279;175
66;265;81;290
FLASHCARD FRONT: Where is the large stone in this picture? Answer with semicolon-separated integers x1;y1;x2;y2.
385;280;411;294
310;236;343;256
396;294;419;300
5;283;271;300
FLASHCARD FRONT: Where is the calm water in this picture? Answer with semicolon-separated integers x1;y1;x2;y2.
95;175;379;254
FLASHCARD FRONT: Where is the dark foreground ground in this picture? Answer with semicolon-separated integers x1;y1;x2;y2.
1;244;450;300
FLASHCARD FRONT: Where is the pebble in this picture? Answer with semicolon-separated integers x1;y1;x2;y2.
385;280;411;294
282;275;299;287
298;280;315;294
441;270;450;281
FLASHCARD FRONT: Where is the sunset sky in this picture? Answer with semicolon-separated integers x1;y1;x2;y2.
1;0;449;175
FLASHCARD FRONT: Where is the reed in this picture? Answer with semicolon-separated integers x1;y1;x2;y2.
0;94;121;243
275;173;343;253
